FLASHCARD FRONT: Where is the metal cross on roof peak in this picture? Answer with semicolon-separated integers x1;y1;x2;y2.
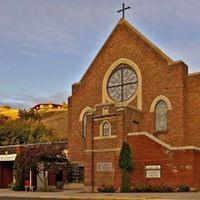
117;3;131;19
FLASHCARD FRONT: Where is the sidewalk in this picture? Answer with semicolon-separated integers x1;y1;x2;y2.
0;189;199;200
0;189;170;200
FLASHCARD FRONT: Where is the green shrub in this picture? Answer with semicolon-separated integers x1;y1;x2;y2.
177;185;190;192
132;184;172;193
119;142;134;192
97;185;118;193
156;184;173;192
119;142;133;172
10;180;24;191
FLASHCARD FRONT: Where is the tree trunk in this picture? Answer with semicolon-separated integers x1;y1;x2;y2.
43;170;47;189
120;170;131;192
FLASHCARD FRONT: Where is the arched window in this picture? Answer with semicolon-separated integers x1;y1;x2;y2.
79;106;93;139
82;113;87;138
107;65;138;102
155;100;168;132
101;121;111;137
102;58;142;110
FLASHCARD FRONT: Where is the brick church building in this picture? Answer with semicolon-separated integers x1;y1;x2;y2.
68;18;200;191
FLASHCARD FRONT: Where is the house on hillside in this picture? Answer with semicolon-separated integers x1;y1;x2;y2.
31;103;63;111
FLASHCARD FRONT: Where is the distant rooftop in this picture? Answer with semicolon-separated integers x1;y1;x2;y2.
31;103;64;111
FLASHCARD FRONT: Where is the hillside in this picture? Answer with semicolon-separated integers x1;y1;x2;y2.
38;108;68;141
0;105;68;141
0;106;18;119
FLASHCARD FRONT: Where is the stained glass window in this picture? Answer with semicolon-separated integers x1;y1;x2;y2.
155;100;168;132
102;122;111;136
107;65;138;102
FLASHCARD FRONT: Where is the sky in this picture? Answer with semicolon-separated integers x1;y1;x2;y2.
0;0;199;109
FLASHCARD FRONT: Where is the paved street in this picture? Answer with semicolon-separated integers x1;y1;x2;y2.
0;199;45;200
0;189;200;200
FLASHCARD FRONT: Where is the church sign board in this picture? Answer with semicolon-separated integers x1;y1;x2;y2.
97;162;112;172
145;165;161;178
0;154;17;161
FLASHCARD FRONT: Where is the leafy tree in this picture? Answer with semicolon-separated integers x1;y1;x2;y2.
119;142;134;192
0;114;9;125
16;143;68;189
0;116;56;146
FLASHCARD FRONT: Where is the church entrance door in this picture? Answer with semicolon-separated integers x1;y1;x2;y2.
0;161;13;188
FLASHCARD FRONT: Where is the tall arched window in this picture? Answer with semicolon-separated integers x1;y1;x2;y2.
155;100;168;132
79;106;93;139
82;113;87;138
100;121;111;137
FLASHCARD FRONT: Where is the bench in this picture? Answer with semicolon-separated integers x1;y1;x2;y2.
24;186;35;191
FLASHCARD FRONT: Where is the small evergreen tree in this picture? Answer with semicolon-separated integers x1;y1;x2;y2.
119;142;134;192
62;101;68;108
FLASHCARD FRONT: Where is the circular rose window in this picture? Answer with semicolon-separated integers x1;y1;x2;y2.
107;64;138;102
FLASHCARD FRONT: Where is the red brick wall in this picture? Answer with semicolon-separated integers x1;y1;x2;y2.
128;135;200;188
193;151;200;186
185;74;200;146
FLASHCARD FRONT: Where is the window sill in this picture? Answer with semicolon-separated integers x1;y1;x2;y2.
153;130;168;136
93;135;117;140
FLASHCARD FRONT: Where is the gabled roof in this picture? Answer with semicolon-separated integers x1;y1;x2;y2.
79;18;176;84
120;18;173;63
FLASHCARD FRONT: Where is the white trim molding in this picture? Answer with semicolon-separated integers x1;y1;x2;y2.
79;106;94;121
128;132;200;151
85;148;121;153
93;135;117;140
150;95;172;112
102;58;142;110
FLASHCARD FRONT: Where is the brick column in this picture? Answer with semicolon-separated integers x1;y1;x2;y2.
114;107;125;188
84;113;93;192
116;107;125;147
114;151;121;188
